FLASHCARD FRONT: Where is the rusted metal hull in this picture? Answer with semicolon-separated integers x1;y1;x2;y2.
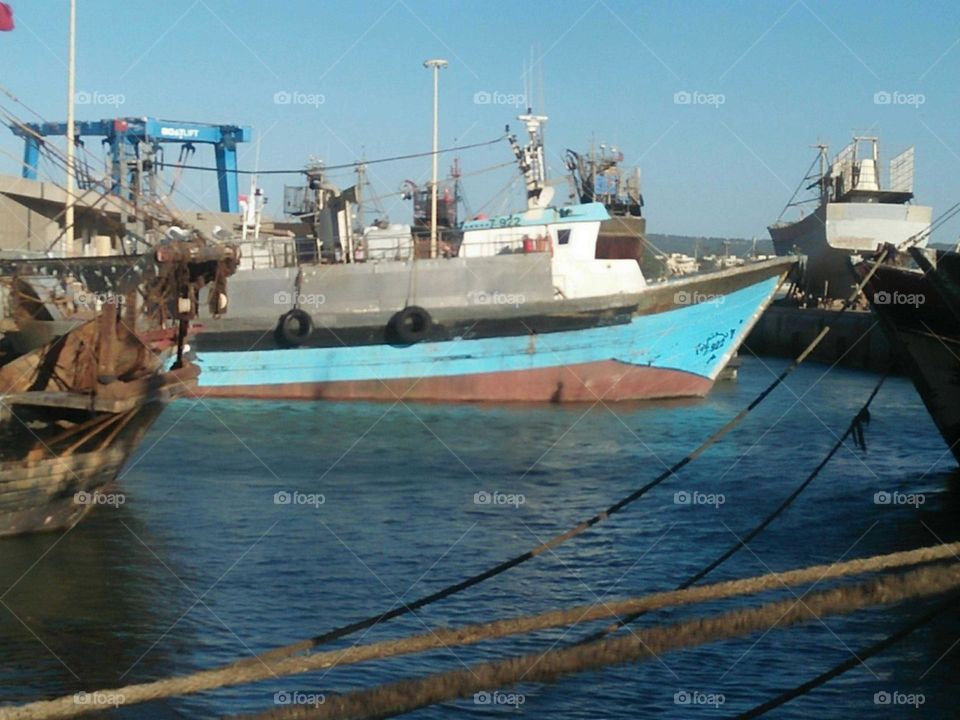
196;361;713;403
0;403;163;536
0;239;238;537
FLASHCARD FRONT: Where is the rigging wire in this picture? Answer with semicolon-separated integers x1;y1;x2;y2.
735;590;960;718
157;136;507;176
579;371;890;644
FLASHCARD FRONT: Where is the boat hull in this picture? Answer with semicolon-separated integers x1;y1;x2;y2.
0;448;130;537
197;360;712;403
860;253;960;463
191;259;793;403
770;202;931;299
0;403;164;537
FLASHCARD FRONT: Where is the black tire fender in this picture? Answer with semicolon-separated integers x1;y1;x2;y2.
275;308;313;347
389;305;432;344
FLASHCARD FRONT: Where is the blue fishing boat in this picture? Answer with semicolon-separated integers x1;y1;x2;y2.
187;115;793;402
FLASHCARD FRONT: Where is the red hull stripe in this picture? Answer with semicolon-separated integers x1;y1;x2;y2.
193;360;712;403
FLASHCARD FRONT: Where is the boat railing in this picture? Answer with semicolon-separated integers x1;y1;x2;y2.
232;230;552;270
459;232;552;259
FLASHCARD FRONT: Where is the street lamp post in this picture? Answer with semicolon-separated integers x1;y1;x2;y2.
64;0;76;257
423;58;448;259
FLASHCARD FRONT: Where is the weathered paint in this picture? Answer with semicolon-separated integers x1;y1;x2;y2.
192;275;781;402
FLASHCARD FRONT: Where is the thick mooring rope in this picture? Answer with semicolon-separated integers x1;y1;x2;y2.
736;589;960;718
214;251;889;671
235;562;960;720
242;250;889;662
3;543;958;720
0;256;895;720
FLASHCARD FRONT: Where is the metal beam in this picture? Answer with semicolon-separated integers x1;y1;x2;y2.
10;117;251;212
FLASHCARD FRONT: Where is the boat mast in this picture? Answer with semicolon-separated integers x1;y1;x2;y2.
509;112;549;209
814;143;829;204
355;160;366;232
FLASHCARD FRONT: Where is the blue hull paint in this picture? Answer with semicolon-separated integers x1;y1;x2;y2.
194;276;779;393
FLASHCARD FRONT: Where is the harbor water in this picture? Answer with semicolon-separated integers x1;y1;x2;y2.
1;357;957;718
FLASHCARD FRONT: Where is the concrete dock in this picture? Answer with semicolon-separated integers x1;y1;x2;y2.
746;304;894;373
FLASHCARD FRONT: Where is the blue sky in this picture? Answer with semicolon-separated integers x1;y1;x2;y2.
1;0;959;240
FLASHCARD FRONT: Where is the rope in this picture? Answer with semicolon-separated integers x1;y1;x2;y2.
2;253;888;720
775;150;823;223
235;254;882;667
4;543;958;720
736;589;960;718
234;562;960;720
581;371;890;642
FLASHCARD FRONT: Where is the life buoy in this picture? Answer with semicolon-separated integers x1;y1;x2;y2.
389;305;432;344
275;308;313;347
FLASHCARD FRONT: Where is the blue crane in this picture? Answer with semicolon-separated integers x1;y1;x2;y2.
12;117;252;213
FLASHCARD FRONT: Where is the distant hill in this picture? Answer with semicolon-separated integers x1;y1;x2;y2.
646;234;775;257
646;236;956;259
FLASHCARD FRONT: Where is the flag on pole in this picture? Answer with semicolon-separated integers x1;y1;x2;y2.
0;4;14;32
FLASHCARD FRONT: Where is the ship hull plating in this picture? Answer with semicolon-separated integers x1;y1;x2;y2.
191;261;791;403
770;202;931;299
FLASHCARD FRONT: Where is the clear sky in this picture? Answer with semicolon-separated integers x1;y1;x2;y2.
1;0;959;241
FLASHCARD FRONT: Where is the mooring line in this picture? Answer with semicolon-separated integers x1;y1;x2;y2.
0;255;895;720
3;544;958;720
735;589;960;718
581;370;890;643
238;249;888;665
234;562;960;720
